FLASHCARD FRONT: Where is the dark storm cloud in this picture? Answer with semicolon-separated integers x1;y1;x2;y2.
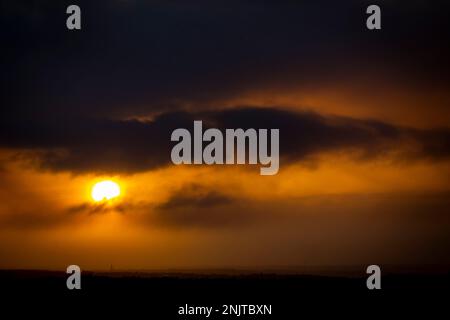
1;107;449;173
2;0;450;120
1;1;449;172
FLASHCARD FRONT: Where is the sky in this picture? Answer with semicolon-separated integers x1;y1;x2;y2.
0;0;449;270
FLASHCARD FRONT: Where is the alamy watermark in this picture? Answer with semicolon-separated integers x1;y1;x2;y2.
66;264;81;289
66;4;381;31
171;121;279;175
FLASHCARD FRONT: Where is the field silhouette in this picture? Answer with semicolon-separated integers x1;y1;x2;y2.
1;268;448;318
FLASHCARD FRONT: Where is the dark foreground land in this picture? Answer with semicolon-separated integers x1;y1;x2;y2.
0;269;448;318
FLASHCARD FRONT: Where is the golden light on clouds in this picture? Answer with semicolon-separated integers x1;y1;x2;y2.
0;148;449;269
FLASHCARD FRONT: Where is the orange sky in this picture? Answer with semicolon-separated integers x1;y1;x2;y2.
1;1;450;271
1;142;449;270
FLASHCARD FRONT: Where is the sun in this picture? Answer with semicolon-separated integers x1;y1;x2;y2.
91;180;121;202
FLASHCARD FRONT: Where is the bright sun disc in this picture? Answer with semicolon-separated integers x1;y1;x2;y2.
91;180;121;202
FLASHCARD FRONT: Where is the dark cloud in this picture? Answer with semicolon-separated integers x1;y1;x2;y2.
1;107;449;173
157;184;233;210
67;202;131;215
409;128;450;161
1;1;449;173
150;185;268;228
62;183;256;228
66;184;239;228
151;203;263;229
2;0;450;121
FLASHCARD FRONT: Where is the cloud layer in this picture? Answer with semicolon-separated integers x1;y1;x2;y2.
1;107;448;173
